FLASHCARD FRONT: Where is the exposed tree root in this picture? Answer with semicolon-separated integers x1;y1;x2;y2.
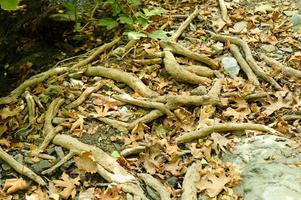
218;0;231;23
41;151;75;175
24;91;36;123
133;58;162;65
229;44;259;85
176;123;279;143
181;161;201;200
161;41;218;69
138;173;171;200
208;31;282;90
183;65;215;78
113;94;174;117
66;80;106;109
0;147;46;185
127;110;165;130
84;66;158;97
53;134;147;199
90;116;129;133
163;50;212;85
121;146;146;157
0;67;68;105
260;53;301;79
171;7;200;42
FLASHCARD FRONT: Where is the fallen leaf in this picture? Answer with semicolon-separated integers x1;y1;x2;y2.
52;173;80;199
3;178;28;194
197;173;231;197
75;151;97;173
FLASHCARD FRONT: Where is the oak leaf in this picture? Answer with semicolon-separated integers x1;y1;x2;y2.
52;173;80;199
3;178;28;194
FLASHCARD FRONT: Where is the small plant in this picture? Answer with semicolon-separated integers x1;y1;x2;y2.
0;0;21;10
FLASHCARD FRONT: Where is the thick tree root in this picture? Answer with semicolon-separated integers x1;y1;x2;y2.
260;53;301;79
24;91;36;123
161;41;218;69
53;134;147;199
208;31;282;89
138;173;171;200
133;58;162;65
163;50;212;85
183;65;215;78
181;161;201;200
229;44;259;85
121;146;146;157
218;0;231;23
176;123;279;143
171;7;200;42
85;66;158;97
0;147;46;185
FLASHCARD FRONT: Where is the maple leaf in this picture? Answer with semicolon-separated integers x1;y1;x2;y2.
263;91;292;116
52;173;80;199
70;114;85;137
211;133;231;154
3;178;28;194
96;187;124;200
197;173;231;197
25;188;49;200
74;151;97;174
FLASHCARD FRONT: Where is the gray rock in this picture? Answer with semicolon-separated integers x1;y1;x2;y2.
292;14;301;32
212;42;224;54
1;163;11;171
280;47;293;53
32;160;52;173
222;135;301;200
191;85;207;95
261;44;277;53
221;56;240;77
233;21;247;32
284;10;299;17
14;154;24;164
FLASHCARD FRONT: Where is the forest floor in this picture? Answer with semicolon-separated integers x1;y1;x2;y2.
0;0;301;199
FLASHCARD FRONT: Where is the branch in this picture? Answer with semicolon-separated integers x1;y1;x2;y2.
176;123;279;143
218;0;231;23
183;65;215;78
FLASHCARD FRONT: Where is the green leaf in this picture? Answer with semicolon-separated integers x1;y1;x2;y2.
62;2;77;14
98;17;118;30
118;14;133;26
127;0;141;6
126;31;147;40
148;30;170;41
0;0;21;10
143;7;166;17
106;0;122;16
111;150;120;159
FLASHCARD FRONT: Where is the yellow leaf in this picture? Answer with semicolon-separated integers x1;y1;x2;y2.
74;151;97;173
3;178;28;194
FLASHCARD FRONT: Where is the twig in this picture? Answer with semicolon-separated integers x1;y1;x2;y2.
260;53;301;79
161;41;218;69
181;161;201;200
163;50;212;85
41;151;75;175
207;31;281;89
218;0;231;23
127;110;165;130
138;173;171;200
176;123;279;143
171;7;200;42
113;94;174;117
229;44;259;85
66;80;106;109
85;66;158;97
0;147;46;185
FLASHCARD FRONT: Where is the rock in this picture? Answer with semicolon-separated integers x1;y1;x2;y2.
14;154;24;164
292;14;301;32
261;44;276;53
284;10;299;17
32;160;52;173
221;56;240;78
212;42;224;54
191;85;207;95
222;135;301;200
233;21;247;32
1;163;11;171
279;47;293;53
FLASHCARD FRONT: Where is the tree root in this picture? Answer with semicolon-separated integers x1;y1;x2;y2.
84;66;158;97
208;31;282;90
171;7;200;42
52;134;147;199
133;58;162;65
66;80;106;109
24;91;36;123
218;0;231;23
183;65;215;78
121;146;146;157
181;161;201;200
0;146;46;185
138;173;171;200
176;123;279;143
260;53;301;79
0;67;68;105
41;151;75;175
113;94;174;117
229;44;259;85
163;50;212;85
161;41;218;69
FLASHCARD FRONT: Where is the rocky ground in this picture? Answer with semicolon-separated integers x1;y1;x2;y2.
0;0;301;199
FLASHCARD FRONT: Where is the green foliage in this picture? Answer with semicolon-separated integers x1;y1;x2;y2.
111;150;121;159
0;0;21;10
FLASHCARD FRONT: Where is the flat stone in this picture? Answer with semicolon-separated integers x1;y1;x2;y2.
233;21;247;32
280;47;293;53
284;10;299;17
191;85;207;95
211;42;224;54
292;14;301;32
221;56;240;78
222;135;301;200
261;44;277;53
32;160;52;173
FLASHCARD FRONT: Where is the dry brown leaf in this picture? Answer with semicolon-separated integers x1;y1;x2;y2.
0;107;21;120
52;173;80;199
25;188;49;200
70;114;85;137
3;178;28;194
211;133;231;154
197;173;231;197
95;187;124;200
75;151;97;174
0;139;11;148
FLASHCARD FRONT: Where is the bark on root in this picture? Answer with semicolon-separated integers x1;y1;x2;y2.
181;161;202;200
